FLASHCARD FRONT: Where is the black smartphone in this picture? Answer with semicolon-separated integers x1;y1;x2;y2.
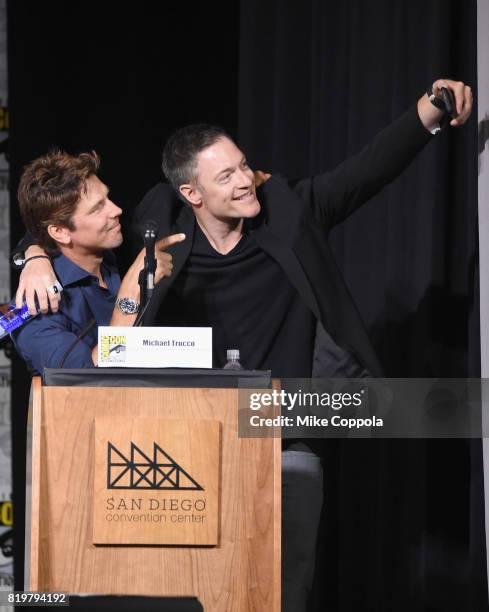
441;87;456;117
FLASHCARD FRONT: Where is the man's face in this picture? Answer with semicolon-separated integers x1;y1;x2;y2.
62;175;123;253
189;137;261;220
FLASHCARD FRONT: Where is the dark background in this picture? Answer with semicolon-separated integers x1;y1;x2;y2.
7;1;484;610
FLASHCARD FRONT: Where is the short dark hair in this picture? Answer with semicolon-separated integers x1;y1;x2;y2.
17;150;100;251
161;124;230;201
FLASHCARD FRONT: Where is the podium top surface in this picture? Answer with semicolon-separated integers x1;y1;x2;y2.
42;367;272;389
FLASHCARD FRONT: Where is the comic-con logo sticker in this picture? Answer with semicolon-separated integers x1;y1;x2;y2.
100;334;127;363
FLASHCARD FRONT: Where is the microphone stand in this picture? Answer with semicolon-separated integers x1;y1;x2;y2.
144;227;157;303
135;227;156;327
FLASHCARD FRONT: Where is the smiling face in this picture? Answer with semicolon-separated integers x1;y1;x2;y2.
49;175;123;255
180;137;261;221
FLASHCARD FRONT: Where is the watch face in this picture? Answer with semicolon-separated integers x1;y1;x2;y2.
117;297;139;314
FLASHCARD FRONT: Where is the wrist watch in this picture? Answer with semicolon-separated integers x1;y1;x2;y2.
115;297;140;315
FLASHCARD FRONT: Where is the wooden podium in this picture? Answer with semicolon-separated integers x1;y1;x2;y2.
25;373;281;612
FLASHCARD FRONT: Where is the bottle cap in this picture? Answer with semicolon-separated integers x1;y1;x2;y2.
226;349;240;361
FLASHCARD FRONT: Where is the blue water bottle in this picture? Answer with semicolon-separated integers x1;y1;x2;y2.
0;303;40;340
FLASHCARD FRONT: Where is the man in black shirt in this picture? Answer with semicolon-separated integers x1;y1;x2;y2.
17;78;473;611
134;78;473;611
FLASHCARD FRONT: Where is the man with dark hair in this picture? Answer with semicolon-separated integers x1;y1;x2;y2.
15;79;473;610
161;124;232;203
13;150;184;374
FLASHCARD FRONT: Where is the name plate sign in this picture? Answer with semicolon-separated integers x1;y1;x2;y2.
93;416;220;545
97;326;212;368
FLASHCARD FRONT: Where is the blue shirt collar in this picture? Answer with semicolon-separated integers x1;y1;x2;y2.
52;251;117;287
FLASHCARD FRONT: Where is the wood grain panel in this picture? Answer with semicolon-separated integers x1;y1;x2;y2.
93;417;220;545
27;383;281;612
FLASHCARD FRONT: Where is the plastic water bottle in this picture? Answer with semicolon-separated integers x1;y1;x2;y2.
0;302;39;340
223;349;243;370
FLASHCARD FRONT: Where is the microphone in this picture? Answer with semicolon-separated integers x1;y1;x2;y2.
143;219;158;294
137;220;159;322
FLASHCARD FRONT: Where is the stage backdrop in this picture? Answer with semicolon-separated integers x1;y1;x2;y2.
238;1;482;611
7;1;485;611
0;0;13;604
477;0;489;601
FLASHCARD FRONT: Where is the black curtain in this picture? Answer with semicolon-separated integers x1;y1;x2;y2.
239;1;483;611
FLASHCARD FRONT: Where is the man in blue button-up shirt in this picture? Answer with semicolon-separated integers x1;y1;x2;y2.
12;150;184;375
